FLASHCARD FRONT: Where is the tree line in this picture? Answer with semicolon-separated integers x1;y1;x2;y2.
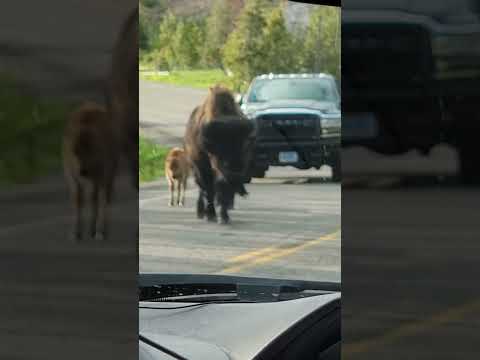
140;0;340;90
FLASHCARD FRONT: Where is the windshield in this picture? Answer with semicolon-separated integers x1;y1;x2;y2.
139;1;340;287
247;78;338;103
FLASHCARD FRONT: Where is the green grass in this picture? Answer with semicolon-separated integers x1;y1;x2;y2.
140;69;236;90
0;75;73;185
139;137;169;183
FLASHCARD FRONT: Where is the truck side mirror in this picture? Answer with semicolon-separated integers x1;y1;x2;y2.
235;93;243;106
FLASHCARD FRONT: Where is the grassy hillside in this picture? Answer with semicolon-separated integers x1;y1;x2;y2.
0;75;73;185
140;69;235;89
139;137;169;183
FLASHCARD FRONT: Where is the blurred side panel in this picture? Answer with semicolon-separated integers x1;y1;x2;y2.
342;0;480;359
0;1;139;359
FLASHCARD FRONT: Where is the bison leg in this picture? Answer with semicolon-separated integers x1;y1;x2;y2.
193;159;217;222
199;186;216;222
217;182;233;224
196;190;205;218
220;205;230;225
196;170;216;222
237;183;248;197
205;190;217;223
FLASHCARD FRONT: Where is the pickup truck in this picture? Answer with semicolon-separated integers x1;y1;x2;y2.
239;73;341;182
342;0;480;183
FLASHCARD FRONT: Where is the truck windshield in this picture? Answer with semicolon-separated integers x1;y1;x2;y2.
247;78;338;103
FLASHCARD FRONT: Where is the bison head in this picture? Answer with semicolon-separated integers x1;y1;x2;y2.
201;117;256;185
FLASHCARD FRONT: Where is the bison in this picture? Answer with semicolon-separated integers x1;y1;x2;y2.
105;6;138;190
184;85;256;224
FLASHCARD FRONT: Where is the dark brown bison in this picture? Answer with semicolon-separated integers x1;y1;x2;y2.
184;85;256;224
105;6;138;190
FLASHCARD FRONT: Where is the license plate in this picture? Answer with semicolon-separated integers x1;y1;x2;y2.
343;112;378;139
279;151;298;163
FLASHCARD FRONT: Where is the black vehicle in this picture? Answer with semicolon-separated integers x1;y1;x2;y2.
139;274;341;360
342;1;480;183
238;74;341;182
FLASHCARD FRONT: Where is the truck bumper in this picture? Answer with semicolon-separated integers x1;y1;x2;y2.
252;138;340;169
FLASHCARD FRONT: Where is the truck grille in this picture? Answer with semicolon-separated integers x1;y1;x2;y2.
342;24;433;90
255;114;320;140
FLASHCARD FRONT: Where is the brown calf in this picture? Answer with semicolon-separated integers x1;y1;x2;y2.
63;101;118;241
165;147;190;207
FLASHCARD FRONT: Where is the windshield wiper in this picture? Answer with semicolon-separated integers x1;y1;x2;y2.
139;282;334;303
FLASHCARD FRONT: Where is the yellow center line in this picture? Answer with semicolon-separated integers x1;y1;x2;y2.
343;299;480;356
218;229;340;274
228;246;277;263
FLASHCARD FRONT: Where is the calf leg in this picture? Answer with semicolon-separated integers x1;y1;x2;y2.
168;178;175;207
69;178;84;241
179;177;187;206
176;179;182;206
90;185;99;238
92;184;108;241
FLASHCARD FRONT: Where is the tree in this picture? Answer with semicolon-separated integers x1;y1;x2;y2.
139;0;167;51
173;20;204;69
154;11;179;69
203;0;235;68
260;4;300;74
303;6;340;77
139;7;150;50
222;0;270;90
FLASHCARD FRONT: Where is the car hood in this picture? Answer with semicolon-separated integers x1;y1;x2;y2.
243;100;339;116
140;333;230;360
139;293;340;360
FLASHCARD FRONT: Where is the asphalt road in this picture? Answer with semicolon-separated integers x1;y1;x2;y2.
0;168;138;360
139;80;341;282
342;183;480;360
342;137;480;358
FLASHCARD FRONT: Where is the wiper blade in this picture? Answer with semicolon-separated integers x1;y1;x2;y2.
139;282;334;303
139;283;236;302
139;299;258;310
139;274;341;292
